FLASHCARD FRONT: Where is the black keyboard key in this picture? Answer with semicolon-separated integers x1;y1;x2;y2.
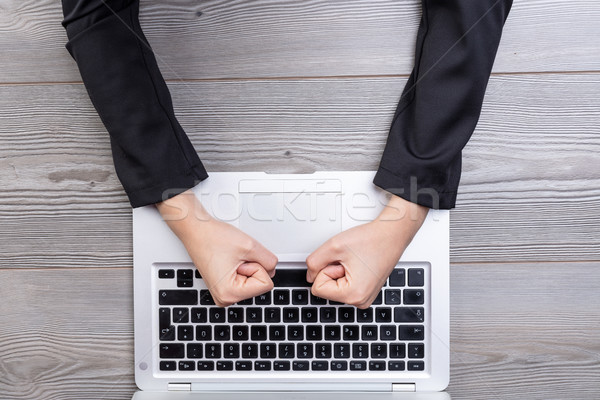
242;343;258;358
255;361;272;371
197;361;214;371
394;307;424;323
237;298;253;305
199;290;215;305
159;343;184;359
372;292;383;305
408;361;425;371
177;269;194;287
338;307;355;322
173;308;189;323
209;308;226;323
246;308;262;323
265;307;281;323
334;343;351;359
269;325;286;341
297;343;313;358
399;325;425;340
279;343;295;358
214;325;230;341
293;361;309;371
320;308;336;323
408;268;425;287
255;292;271;305
312;361;328;371
196;325;212;341
301;307;318;323
350;361;366;371
160;325;175;341
158;269;174;279
287;325;303;340
159;290;198;306
357;308;373;323
404;289;425;305
190;307;207;323
260;343;277;359
361;325;378;341
371;343;387;358
316;343;332;359
324;325;341;341
251;326;267;341
272;268;311;287
380;325;397;340
177;325;194;341
369;361;386;371
331;361;348;371
194;270;202;280
306;325;322;340
232;325;249;341
343;325;359;341
384;290;401;305
389;269;406;287
408;343;425;358
159;361;176;370
205;344;221;358
159;308;171;330
375;307;392;322
224;343;240;358
187;344;203;358
274;361;290;371
390;343;406;359
311;293;327;305
217;361;233;371
329;300;343;305
179;360;195;371
389;361;406;371
228;307;244;323
283;307;300;322
352;343;369;358
273;289;290;305
236;361;252;371
292;289;309;305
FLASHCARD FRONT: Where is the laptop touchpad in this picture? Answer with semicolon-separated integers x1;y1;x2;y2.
238;179;342;255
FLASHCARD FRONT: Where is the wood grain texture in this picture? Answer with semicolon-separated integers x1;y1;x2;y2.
1;0;600;83
0;264;598;399
1;73;599;267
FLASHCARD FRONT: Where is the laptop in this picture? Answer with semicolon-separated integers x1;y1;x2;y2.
132;171;450;399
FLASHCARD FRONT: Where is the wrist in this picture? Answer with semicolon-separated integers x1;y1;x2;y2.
375;195;428;242
156;190;212;240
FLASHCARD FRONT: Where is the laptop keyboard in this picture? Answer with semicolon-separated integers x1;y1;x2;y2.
156;264;427;373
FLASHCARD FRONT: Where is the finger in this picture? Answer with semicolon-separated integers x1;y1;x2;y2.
311;264;348;303
306;242;340;283
245;241;278;274
234;262;274;298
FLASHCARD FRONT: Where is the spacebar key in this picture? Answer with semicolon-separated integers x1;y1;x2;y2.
159;290;198;305
272;269;310;287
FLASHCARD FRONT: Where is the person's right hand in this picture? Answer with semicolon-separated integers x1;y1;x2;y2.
156;190;278;307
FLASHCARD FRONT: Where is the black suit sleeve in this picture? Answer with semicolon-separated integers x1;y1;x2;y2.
374;0;513;209
61;0;208;208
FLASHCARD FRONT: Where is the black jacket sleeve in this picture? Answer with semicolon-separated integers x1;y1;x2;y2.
61;0;208;208
374;0;513;209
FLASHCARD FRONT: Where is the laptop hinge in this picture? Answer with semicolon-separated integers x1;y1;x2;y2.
168;383;191;391
392;383;416;392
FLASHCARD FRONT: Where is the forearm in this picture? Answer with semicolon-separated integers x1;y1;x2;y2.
374;0;513;209
61;0;207;208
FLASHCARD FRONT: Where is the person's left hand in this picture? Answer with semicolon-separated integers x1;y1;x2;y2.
306;195;428;309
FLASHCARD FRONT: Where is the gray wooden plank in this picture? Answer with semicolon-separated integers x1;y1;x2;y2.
1;73;599;266
1;0;600;83
0;264;598;399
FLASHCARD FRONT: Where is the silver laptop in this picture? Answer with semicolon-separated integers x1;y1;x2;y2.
132;171;450;399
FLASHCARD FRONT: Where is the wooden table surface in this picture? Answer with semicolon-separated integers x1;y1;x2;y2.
1;1;599;399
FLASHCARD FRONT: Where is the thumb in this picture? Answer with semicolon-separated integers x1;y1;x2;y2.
235;262;274;298
311;264;348;303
